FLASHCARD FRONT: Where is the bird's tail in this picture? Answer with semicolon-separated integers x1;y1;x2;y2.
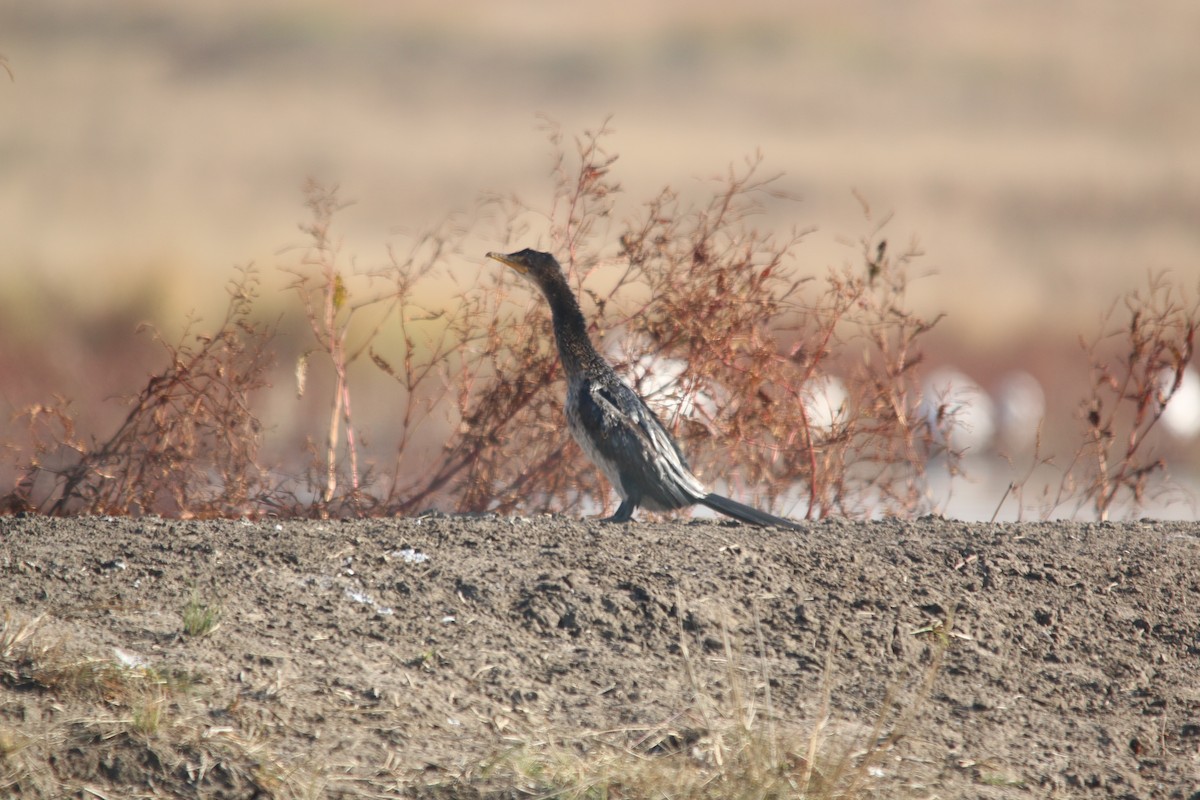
700;493;801;531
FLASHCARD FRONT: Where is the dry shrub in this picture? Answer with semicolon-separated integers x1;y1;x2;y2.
448;121;942;519
4;267;273;517
1056;273;1198;520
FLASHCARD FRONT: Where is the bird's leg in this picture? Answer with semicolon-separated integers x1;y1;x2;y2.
601;498;636;523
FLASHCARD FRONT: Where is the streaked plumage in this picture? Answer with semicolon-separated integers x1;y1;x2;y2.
487;248;800;530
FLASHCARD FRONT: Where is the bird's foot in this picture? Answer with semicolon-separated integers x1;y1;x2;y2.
598;499;636;523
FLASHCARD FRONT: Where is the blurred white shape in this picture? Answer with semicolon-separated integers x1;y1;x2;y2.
920;367;995;453
344;586;393;616
994;371;1046;452
802;374;848;435
616;339;722;425
1159;366;1200;439
345;589;372;605
113;647;149;669
393;547;429;564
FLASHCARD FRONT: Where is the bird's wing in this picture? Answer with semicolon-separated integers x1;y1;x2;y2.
575;377;706;507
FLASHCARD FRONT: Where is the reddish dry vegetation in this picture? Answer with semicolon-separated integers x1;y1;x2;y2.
3;121;1198;522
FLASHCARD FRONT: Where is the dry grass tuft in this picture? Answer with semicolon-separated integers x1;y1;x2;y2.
437;604;951;800
0;611;321;799
182;591;222;638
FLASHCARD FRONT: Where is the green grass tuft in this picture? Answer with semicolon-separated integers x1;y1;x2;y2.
181;592;222;638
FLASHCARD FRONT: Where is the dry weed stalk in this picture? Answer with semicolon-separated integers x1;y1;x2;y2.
284;182;382;513
1059;273;1197;520
990;424;1054;523
830;212;946;517
283;180;472;516
5;266;273;517
285;182;362;509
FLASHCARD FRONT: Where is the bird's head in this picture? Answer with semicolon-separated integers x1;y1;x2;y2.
486;248;565;290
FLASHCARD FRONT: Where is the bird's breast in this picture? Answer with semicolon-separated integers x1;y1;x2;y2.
565;381;630;500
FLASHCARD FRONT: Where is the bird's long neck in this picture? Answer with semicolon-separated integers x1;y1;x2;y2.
538;273;603;377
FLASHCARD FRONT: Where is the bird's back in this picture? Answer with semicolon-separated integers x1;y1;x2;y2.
566;366;706;512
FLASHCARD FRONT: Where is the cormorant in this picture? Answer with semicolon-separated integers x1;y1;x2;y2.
487;248;801;530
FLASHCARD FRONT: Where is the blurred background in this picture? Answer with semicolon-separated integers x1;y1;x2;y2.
3;0;1199;517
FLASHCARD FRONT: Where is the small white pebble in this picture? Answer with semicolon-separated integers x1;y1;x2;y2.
393;548;429;564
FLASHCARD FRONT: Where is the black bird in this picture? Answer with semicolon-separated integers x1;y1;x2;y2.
487;248;801;530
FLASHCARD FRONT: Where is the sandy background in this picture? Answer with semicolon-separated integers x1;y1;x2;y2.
5;0;1198;334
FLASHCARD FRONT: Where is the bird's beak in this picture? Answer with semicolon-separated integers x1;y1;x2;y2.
486;251;528;275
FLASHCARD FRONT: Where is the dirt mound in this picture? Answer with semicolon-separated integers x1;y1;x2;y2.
1;514;1198;797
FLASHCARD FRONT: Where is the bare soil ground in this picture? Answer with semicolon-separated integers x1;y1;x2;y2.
1;514;1199;798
